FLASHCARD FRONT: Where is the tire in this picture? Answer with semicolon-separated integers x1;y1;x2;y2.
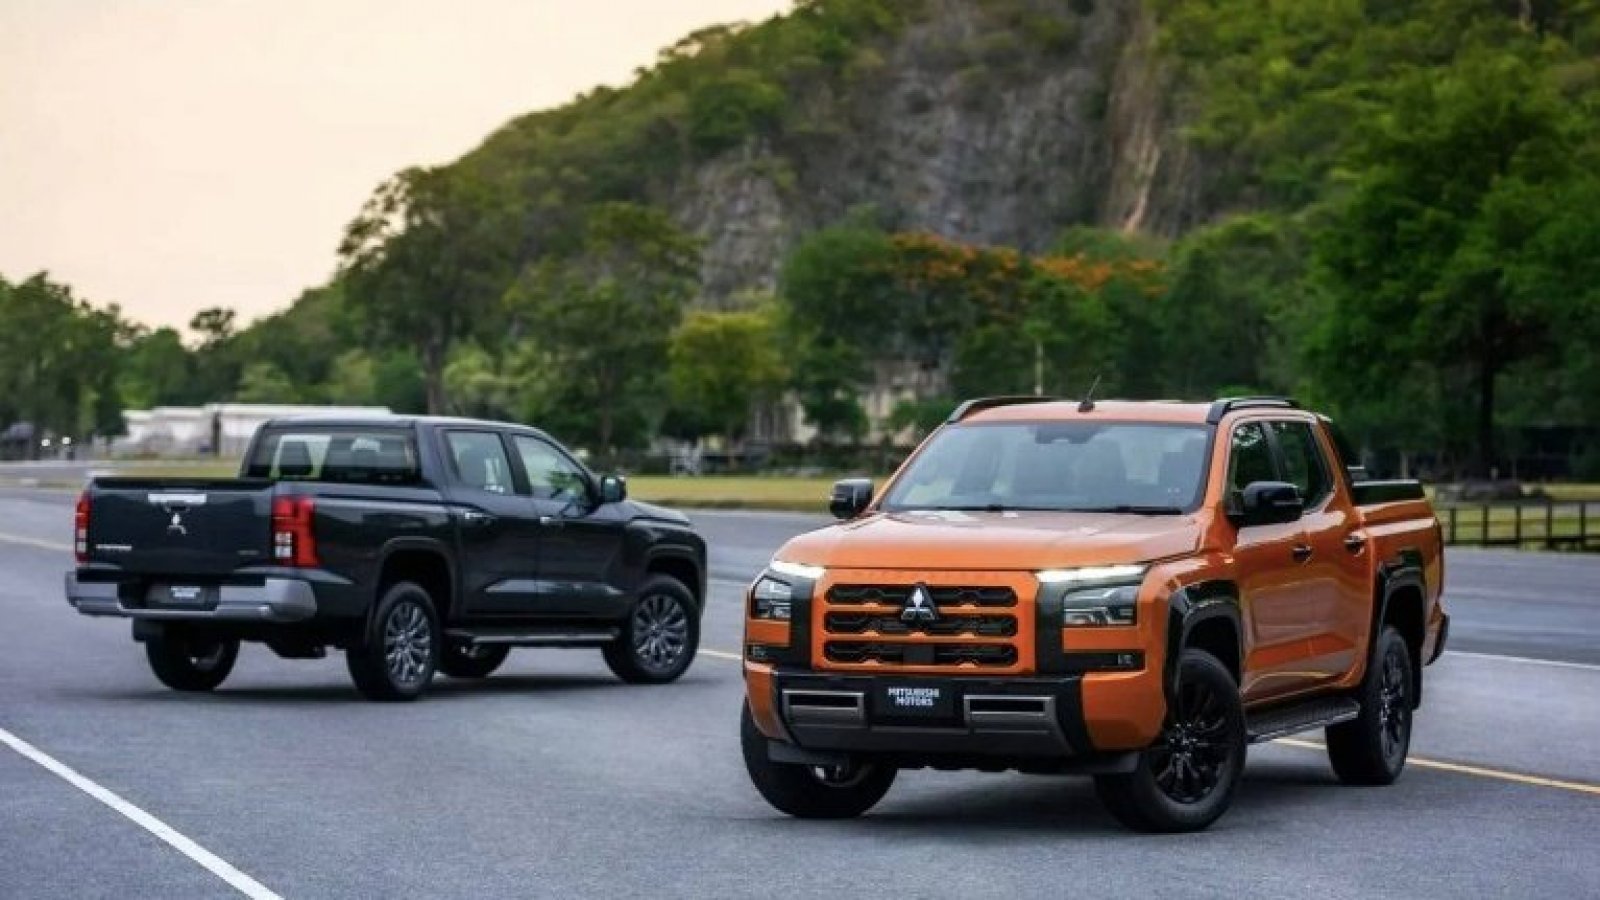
740;701;896;819
1094;649;1248;833
602;575;699;684
145;630;239;692
1326;626;1414;785
345;581;439;701
438;642;510;679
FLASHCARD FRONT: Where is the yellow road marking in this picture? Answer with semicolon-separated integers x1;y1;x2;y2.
705;646;1599;797
1273;738;1600;796
0;532;70;553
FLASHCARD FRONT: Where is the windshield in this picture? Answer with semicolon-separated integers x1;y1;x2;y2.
880;421;1211;514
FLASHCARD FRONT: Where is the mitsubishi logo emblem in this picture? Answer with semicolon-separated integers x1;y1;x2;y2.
167;511;187;536
901;584;939;622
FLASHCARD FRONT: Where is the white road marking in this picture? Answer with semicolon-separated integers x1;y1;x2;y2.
700;648;743;662
0;531;70;553
0;725;283;900
1446;650;1600;672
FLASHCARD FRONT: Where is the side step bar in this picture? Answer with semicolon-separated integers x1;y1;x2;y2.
444;627;619;649
1246;697;1361;743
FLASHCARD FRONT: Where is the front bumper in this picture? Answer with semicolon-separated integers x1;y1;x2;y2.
765;670;1099;761
65;573;318;623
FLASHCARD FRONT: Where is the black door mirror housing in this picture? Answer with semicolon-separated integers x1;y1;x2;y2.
599;474;628;505
829;478;874;520
1230;480;1303;527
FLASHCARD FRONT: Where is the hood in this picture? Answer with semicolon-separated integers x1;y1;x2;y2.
776;509;1203;571
626;500;690;526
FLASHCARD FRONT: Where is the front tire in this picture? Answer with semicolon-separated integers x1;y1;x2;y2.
602;575;699;684
438;642;510;679
1326;626;1414;785
346;582;439;701
145;630;239;692
740;702;896;819
1094;649;1247;833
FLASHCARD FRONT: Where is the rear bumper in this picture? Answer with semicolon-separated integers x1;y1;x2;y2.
761;670;1120;767
64;573;318;623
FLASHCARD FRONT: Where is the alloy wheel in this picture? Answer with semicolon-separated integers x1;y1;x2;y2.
1377;643;1411;763
383;600;433;686
632;593;689;674
1150;677;1234;804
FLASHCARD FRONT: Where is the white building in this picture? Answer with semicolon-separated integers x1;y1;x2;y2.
116;403;392;458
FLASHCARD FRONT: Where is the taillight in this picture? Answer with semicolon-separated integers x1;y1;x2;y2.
74;491;90;563
271;496;319;567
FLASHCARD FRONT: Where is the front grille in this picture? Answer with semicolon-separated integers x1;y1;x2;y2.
823;612;1017;637
819;580;1029;672
827;585;1017;608
823;642;1018;667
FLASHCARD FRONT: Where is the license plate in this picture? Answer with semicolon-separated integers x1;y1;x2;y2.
877;683;953;719
148;585;211;607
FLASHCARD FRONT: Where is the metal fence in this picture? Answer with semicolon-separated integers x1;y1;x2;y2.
1439;501;1600;549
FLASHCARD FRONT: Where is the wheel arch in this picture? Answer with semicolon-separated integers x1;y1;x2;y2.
1166;581;1243;696
1373;549;1427;707
643;548;704;614
375;538;457;623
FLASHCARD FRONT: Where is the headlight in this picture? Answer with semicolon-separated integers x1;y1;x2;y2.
750;576;794;621
1038;565;1147;627
770;559;825;580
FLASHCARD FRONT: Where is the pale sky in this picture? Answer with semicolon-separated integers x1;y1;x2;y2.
0;0;792;330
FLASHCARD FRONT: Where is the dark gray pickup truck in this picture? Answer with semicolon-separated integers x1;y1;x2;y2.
65;415;706;700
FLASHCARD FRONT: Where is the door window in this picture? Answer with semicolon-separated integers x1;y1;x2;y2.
512;435;590;503
445;432;514;494
1270;421;1333;506
1227;422;1277;499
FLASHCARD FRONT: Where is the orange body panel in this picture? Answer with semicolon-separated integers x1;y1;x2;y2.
742;400;1447;760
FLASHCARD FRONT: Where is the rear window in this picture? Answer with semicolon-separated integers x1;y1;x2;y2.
245;428;420;485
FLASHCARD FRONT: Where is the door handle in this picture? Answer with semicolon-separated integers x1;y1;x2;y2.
538;515;563;528
1343;533;1367;553
1291;544;1313;563
460;509;495;527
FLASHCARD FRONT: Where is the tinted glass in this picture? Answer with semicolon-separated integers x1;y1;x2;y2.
880;422;1212;513
511;435;589;502
1271;421;1332;504
445;432;513;495
246;428;419;484
1227;422;1276;495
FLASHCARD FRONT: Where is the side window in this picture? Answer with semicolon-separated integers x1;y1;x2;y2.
445;432;513;495
1270;421;1332;505
512;436;589;503
1227;422;1276;497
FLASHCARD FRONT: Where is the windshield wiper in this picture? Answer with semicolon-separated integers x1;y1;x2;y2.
1071;505;1187;515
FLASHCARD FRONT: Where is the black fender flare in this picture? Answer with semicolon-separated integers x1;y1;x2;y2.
1372;547;1427;703
640;545;706;614
1165;581;1243;701
374;536;458;616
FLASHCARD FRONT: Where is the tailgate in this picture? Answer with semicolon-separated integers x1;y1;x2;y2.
86;478;276;576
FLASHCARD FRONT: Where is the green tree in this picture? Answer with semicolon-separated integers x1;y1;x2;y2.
506;202;701;456
234;362;299;403
667;309;788;450
339;166;517;414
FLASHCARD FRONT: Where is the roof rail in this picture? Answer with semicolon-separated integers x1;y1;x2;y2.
1205;396;1300;424
947;395;1059;423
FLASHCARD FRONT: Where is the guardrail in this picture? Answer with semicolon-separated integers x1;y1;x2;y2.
1439;501;1600;549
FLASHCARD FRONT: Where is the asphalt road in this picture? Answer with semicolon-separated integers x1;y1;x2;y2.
1;490;1597;898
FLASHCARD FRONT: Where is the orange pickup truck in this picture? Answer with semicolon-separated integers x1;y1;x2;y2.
740;396;1447;831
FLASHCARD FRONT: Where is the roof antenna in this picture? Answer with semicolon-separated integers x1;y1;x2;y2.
1078;375;1101;413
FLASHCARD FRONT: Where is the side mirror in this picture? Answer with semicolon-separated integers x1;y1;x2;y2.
829;478;874;520
599;474;628;504
1230;481;1303;527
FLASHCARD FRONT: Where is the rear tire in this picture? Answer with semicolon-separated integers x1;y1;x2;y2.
346;582;439;701
1326;626;1413;785
603;575;699;684
438;642;510;679
740;702;896;819
1094;649;1247;833
145;630;238;692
